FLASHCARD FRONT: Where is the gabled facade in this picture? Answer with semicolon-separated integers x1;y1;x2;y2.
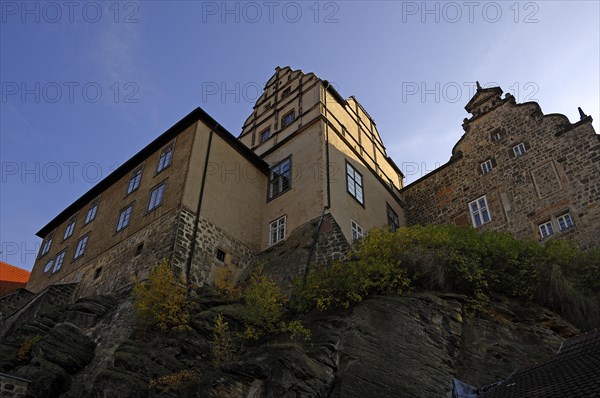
25;67;406;296
403;83;600;247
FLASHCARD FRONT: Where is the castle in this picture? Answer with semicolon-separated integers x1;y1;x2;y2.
22;67;600;297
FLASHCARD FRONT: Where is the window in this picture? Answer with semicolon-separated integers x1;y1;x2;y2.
127;167;143;194
156;144;173;173
44;259;54;273
63;217;76;240
557;213;574;231
135;243;144;256
480;159;494;174
268;158;291;199
40;237;53;257
85;202;98;224
216;249;226;262
94;267;102;280
539;221;554;239
269;216;286;245
282;110;295;127
148;183;165;211
513;143;527;157
74;235;89;259
53;251;66;273
351;220;364;241
264;102;272;111
346;162;364;205
469;196;491;227
260;128;271;143
117;205;133;231
387;204;400;232
282;87;291;98
491;130;503;142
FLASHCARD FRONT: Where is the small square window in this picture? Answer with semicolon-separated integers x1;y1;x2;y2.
216;249;226;262
557;213;574;231
282;87;291;98
513;143;527;157
117;205;133;232
127;167;143;194
346;162;364;205
351;220;364;241
469;195;491;227
264;102;272;111
282;110;295;127
157;144;174;173
491;130;503;142
53;251;66;273
480;159;494;174
85;202;98;224
148;183;165;211
539;221;554;239
74;235;89;259
269;216;286;245
260;128;271;143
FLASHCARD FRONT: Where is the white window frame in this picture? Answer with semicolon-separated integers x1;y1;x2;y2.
63;219;76;240
74;235;89;259
557;213;574;231
44;259;54;273
117;205;133;232
469;196;491;227
268;157;291;199
53;250;66;273
351;220;364;241
269;215;286;245
539;221;554;239
85;203;98;224
127;167;143;194
480;159;493;174
513;142;527;157
40;237;53;257
148;183;165;211
346;161;364;205
156;144;173;173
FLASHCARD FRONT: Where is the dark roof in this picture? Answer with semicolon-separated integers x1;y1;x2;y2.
37;107;269;238
479;329;600;398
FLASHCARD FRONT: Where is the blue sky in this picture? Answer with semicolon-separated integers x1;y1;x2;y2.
1;1;599;271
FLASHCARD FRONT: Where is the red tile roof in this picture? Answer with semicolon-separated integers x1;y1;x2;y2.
0;261;30;284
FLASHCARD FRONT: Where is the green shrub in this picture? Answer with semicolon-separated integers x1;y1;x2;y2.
133;259;192;333
293;224;600;329
212;313;234;366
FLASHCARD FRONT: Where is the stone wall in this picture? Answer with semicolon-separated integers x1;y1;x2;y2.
0;289;35;321
172;206;258;287
0;283;77;339
68;208;181;298
403;90;600;248
0;373;30;398
258;213;351;293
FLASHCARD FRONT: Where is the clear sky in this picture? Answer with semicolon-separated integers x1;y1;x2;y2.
1;1;599;271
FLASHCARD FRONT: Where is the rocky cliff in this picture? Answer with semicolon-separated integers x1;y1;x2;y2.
0;287;578;398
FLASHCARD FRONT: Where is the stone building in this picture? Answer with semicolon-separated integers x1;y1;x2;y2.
403;83;600;247
24;67;405;297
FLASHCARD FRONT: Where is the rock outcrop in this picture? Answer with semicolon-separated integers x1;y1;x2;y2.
0;289;579;398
